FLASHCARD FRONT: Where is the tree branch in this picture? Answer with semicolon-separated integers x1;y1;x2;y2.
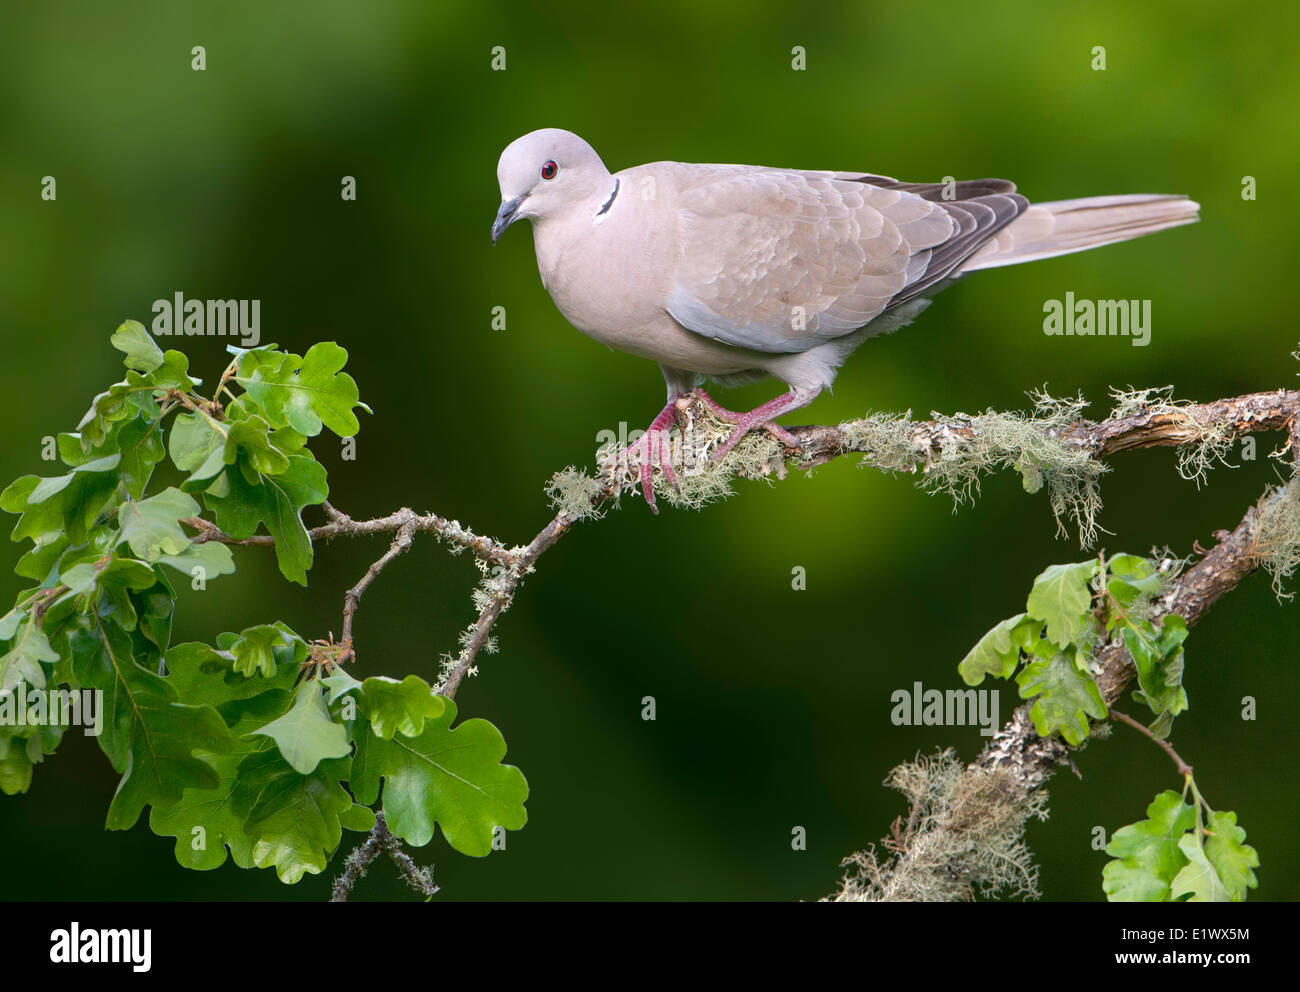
330;811;437;902
776;387;1300;470
181;385;1300;706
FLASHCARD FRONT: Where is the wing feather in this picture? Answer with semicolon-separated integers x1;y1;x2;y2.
667;167;1027;353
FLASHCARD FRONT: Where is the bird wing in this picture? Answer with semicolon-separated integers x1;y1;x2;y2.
666;165;1026;354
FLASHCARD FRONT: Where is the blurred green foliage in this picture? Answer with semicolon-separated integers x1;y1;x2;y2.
0;0;1295;900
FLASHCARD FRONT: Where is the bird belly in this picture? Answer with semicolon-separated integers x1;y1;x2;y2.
538;218;765;377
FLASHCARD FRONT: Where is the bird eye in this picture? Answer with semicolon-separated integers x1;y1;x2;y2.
541;160;559;180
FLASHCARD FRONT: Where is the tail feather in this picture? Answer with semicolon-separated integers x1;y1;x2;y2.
960;193;1199;272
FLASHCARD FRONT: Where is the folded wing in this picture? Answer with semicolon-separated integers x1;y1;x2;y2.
667;166;1027;354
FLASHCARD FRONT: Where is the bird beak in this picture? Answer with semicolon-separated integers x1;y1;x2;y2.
491;195;526;244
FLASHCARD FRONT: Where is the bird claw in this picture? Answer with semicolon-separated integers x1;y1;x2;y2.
709;414;804;464
623;429;679;513
613;406;682;513
691;388;812;464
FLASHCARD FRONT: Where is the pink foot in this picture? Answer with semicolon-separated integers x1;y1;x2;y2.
614;400;681;513
695;388;820;463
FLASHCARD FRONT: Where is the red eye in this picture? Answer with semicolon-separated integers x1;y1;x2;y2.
541;160;558;180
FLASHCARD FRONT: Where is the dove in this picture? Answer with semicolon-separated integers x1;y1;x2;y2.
491;128;1199;511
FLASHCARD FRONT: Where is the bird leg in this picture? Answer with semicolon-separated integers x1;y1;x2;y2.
614;399;681;513
694;388;819;463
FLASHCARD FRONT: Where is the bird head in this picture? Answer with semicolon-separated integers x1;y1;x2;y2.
492;128;612;243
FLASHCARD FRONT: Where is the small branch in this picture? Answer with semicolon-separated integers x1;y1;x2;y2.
437;508;586;699
338;510;420;663
184;507;516;568
1109;709;1194;777
330;818;385;902
331;811;436;902
380;823;439;899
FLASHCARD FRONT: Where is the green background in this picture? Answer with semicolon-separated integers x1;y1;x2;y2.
0;0;1295;900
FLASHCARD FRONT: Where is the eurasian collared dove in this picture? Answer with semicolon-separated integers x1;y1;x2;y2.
492;128;1199;510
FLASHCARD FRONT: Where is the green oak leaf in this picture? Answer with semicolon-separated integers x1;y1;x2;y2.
155;541;236;583
151;349;201;391
339;804;377;832
168;411;227;479
107;702;232;831
221;622;306;679
0;617;59;692
320;669;363;703
1102;790;1195;901
76;340;198;449
147;745;260;871
148;691;287;872
237;342;367;437
59;416;164;500
251;682;351;774
76;374;162;448
0;736;35;795
204;454;328;585
267;425;309;456
240;750;354;884
55;556;155;606
0;608;25;640
224;416;290;476
66;618;232;829
1171;834;1231;902
958;613;1041;685
351;696;527;856
2;456;121;546
27;454;121;503
128;577;175;661
1121;616;1189;739
117;487;199;561
163;640;298;709
111;319;165;373
14;534;69;581
1016;649;1107;745
1106;554;1164;607
1025;561;1098;647
0;715;61;786
1203;810;1259;901
359;675;447;740
113;416;167;499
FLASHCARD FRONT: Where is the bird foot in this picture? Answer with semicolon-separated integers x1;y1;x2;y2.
613;401;681;513
692;389;815;463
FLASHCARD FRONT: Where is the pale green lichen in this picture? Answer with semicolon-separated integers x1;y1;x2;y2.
839;410;918;474
841;390;1106;546
1253;343;1300;596
557;381;1270;552
1106;385;1236;487
587;402;789;512
1106;384;1175;421
827;749;1048;903
661;430;784;509
1255;476;1300;599
545;466;608;520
